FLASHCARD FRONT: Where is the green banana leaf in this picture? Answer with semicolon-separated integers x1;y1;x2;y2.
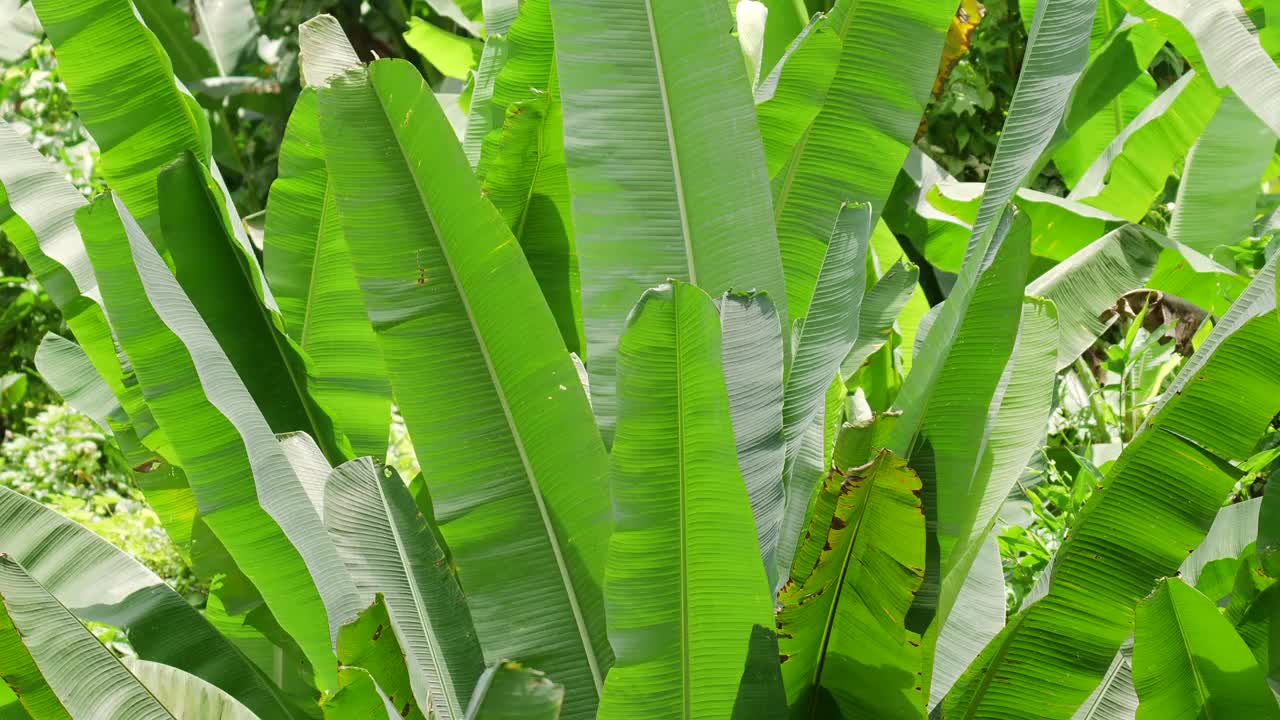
1132;578;1280;719
929;534;1005;709
481;0;519;35
192;0;258;76
550;0;788;440
1168;93;1277;255
757;0;809;77
474;0;582;355
777;448;926;718
922;180;1126;275
892;0;1097;456
1051;15;1164;187
938;290;1280;716
123;660;260;720
158;151;350;464
460;34;507;165
960;0;1097;258
262;89;392;460
1025;225;1161;370
1124;0;1280;136
321;667;395;719
30;0;211;246
1072;641;1138;720
0;554;175;719
0;122;162;453
754;13;840;180
333;595;426;720
131;0;219;86
939;296;1058;613
1224;545;1280;678
780;204;870;503
841;260;920;378
297;16;361;88
887;0;1096;657
464;663;564;720
324;460;485;719
0;487;301;719
894;212;1032;611
32;333;125;434
598;281;778;719
768;0;954;318
76;193;360;690
311;49;612;717
719;291;787;586
1069;71;1221;221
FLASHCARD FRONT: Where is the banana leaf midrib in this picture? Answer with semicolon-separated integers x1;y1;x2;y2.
641;0;697;285
372;469;465;716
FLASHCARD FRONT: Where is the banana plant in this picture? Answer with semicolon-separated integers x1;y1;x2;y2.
3;0;1280;718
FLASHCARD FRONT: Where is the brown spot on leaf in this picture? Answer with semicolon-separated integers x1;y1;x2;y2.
830;515;848;531
372;624;384;641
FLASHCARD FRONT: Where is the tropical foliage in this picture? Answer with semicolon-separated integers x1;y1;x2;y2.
1;0;1280;718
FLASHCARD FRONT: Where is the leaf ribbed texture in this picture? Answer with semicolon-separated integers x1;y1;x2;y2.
324;460;486;719
30;0;209;245
316;58;612;718
0;487;299;720
0;555;175;719
1132;579;1280;719
464;662;565;720
263;89;392;459
768;0;954;318
777;449;926;718
598;281;775;719
719;292;786;587
550;0;788;440
77;194;359;689
939;309;1280;718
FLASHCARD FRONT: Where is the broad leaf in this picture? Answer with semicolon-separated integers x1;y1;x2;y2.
159;151;351;463
475;0;582;355
1025;225;1161;370
598;281;777;719
333;595;427;720
1125;0;1280;136
0;555;175;719
0;122;159;451
777;448;926;719
1052;15;1164;188
465;663;565;720
30;0;211;245
313;52;612;717
77;194;360;689
938;301;1280;716
754;13;840;180
781;204;870;498
551;0;788;439
1168;93;1277;255
123;659;259;720
719;292;786;586
324;460;486;719
768;0;955;318
841;260;920;378
1132;578;1280;719
0;487;300;719
1069;72;1221;221
263;89;392;459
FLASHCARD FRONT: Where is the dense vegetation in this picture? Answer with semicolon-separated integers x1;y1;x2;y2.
2;0;1280;718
